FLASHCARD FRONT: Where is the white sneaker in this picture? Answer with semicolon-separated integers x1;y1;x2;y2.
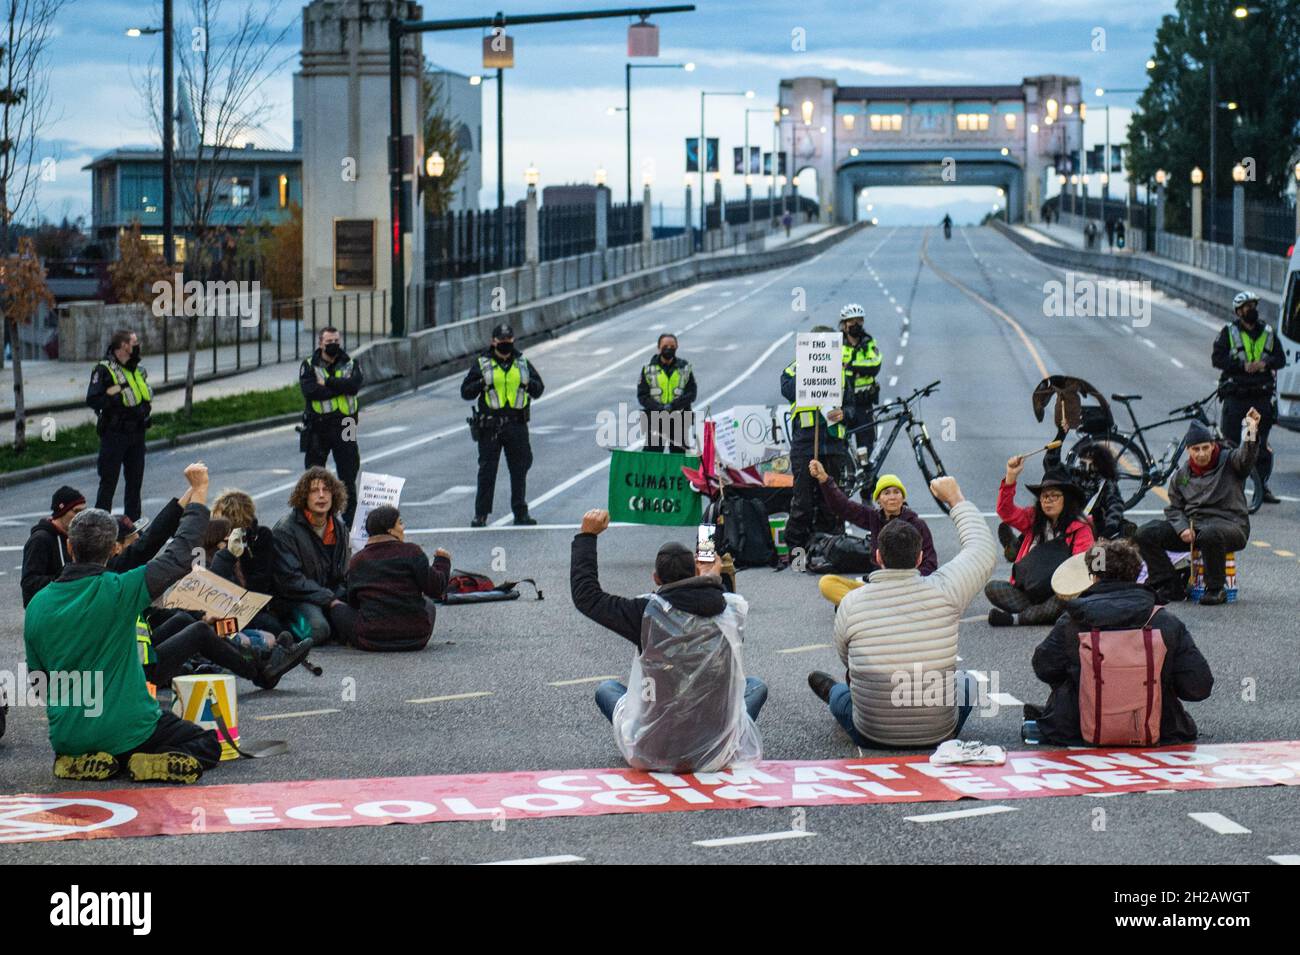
930;739;1007;766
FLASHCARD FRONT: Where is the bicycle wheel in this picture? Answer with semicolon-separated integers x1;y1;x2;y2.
1064;434;1149;510
913;430;951;513
1246;467;1264;514
832;453;859;497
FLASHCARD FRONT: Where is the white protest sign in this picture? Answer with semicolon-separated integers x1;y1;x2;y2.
795;332;843;410
728;404;774;467
350;471;406;550
154;567;271;630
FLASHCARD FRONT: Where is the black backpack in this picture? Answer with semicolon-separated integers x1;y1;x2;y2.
806;532;876;574
717;495;776;569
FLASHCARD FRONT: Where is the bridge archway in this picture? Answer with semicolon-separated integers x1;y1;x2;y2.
835;150;1024;223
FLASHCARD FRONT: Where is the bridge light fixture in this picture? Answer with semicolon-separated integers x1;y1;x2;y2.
996;188;1004;197
594;167;607;186
1225;101;1238;111
1082;174;1090;185
1155;168;1167;186
1095;87;1105;97
1232;163;1247;183
842;113;855;130
781;106;789;116
866;204;874;211
849;147;860;156
1000;147;1010;156
744;174;753;186
1057;174;1067;184
1070;174;1079;185
469;74;483;86
1044;115;1054;125
683;62;695;72
1045;97;1058;119
525;164;540;187
1100;172;1109;185
801;99;814;125
1030;123;1039;133
871;217;878;225
745;90;755;99
1146;58;1156;70
1191;166;1204;185
777;174;786;186
1063;103;1074;115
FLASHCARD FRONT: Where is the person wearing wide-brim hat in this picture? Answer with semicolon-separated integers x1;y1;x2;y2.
985;455;1094;627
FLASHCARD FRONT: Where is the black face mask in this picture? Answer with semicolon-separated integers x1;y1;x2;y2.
494;341;514;358
660;347;676;363
1242;307;1259;326
324;342;341;358
844;325;863;342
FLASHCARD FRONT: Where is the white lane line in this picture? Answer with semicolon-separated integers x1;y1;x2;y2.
1121;325;1134;335
777;643;832;654
988;692;1022;706
894;355;904;365
253;708;341;721
899;333;909;347
906;805;1018;823
367;425;409;437
0;545;20;552
1268;855;1300;865
1170;357;1184;368
694;830;816;847
689;305;704;311
480;855;585;866
548;675;621;686
404;485;475;506
895;305;904;314
492;331;795;526
590;347;613;355
1140;337;1156;349
407;691;493;704
1188;812;1251;835
888;375;898;387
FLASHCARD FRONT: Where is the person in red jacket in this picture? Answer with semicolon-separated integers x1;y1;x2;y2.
807;463;938;606
986;456;1093;626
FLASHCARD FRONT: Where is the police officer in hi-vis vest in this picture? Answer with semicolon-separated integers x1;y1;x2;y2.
636;333;697;454
461;323;545;527
299;325;364;529
86;328;152;520
838;304;883;469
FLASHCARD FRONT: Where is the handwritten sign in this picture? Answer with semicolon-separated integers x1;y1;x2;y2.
795;332;843;410
154;567;271;630
350;471;406;551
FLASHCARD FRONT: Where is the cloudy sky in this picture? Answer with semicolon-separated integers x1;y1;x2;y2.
36;0;1176;228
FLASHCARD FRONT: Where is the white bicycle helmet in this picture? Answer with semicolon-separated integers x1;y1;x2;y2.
839;303;865;323
1232;290;1260;309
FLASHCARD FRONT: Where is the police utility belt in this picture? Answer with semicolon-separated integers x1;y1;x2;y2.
468;405;527;440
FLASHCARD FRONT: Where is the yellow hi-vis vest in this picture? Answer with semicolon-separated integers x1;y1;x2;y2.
98;360;152;407
784;361;846;437
843;339;882;393
307;359;359;416
136;616;156;666
478;355;531;411
1227;323;1275;365
642;360;693;405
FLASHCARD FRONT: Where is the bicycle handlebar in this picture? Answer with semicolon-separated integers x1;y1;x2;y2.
878;380;941;411
1168;386;1223;417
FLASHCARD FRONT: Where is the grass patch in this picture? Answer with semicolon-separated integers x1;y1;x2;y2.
1;385;302;474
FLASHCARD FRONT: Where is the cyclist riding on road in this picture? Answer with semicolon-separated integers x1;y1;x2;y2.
942;214;953;239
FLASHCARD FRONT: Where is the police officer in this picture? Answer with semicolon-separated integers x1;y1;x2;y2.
838;304;883;468
637;333;696;453
86;328;151;520
1212;290;1286;503
462;322;545;527
780;325;851;567
300;325;363;529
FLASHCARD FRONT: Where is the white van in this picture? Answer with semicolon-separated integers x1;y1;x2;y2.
1276;240;1300;431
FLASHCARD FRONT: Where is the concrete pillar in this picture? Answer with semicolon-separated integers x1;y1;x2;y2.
642;184;653;243
1191;185;1203;242
1155;185;1166;235
299;1;424;333
595;186;609;251
525;185;539;266
1232;183;1245;250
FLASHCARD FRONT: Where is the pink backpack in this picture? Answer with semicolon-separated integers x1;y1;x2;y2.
1077;608;1166;746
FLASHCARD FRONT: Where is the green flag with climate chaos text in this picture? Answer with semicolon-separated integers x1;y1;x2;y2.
607;449;702;526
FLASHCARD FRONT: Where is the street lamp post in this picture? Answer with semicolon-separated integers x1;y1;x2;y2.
743;106;770;228
470;71;507;269
699;88;753;249
624;61;692;210
1191;166;1204;242
126;3;174;266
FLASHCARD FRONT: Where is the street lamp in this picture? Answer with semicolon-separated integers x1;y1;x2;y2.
469;70;507;267
699;90;751;244
1191;166;1204;240
1232;163;1246;183
425;151;445;178
595;167;607;186
126;4;173;267
525;164;540;187
623;61;692;208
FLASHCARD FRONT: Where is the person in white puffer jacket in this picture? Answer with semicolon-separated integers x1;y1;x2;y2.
808;476;996;748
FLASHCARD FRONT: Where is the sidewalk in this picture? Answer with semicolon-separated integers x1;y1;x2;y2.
697;220;827;258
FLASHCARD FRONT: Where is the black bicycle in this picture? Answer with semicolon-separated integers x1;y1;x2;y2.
1064;387;1264;514
842;380;951;511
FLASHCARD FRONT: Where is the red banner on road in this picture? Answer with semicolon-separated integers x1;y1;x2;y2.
4;741;1299;844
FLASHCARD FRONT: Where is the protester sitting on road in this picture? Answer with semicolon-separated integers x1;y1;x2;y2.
272;466;355;646
986;459;1094;626
571;508;765;772
1044;437;1129;542
346;505;451;652
1135;411;1259;606
1024;538;1213;745
807;476;994;749
20;486;86;607
23;463;223;783
211;488;282;633
807;463;938;605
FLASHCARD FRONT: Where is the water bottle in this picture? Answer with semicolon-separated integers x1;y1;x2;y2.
1021;719;1041;745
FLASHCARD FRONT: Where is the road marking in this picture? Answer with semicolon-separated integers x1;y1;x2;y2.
694;830;816;847
895;355;904;365
988;692;1022;706
0;546;19;552
777;643;832;654
1188;812;1251;835
689;305;704;310
406;691;493;704
1273;549;1295;557
906;805;1017;823
1251;540;1270;547
404;485;475;506
899;333;908;347
548;675;621;686
480;855;585;865
888;375;898;387
1140;337;1156;349
1268;855;1300;865
253;708;341;721
958;614;985;623
1170;357;1184;368
590;346;613;355
367;425;409;437
895;305;903;314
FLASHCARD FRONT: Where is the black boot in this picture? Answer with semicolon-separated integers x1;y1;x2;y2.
470;514;488;528
807;671;836;703
255;637;315;690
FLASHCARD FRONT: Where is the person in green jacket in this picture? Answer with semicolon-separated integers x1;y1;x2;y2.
23;462;221;784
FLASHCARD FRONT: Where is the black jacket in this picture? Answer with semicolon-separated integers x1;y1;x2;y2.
211;523;277;595
636;354;697;412
570;532;728;650
21;518;72;607
1030;581;1213;745
85;351;151;431
1212;319;1285;396
460;348;545;420
105;497;183;575
780;362;847;456
272;509;351;607
300;348;363;426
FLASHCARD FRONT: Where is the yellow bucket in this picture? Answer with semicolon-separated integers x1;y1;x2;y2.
171;674;240;761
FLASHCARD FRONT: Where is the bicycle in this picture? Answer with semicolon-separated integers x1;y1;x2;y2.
841;380;951;511
1063;387;1264;514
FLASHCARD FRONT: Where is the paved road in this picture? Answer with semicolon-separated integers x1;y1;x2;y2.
3;225;1298;864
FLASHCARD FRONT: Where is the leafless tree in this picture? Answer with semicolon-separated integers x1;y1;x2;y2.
137;0;293;415
0;0;70;453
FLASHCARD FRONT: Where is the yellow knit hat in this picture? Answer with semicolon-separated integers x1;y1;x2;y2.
873;473;907;502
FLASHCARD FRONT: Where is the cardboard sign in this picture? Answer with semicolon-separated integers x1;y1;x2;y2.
6;741;1300;844
350;471;406;551
795;332;843;410
154;567;270;630
608;449;701;526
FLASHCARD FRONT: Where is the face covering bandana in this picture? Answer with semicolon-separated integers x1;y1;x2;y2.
324;342;342;358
